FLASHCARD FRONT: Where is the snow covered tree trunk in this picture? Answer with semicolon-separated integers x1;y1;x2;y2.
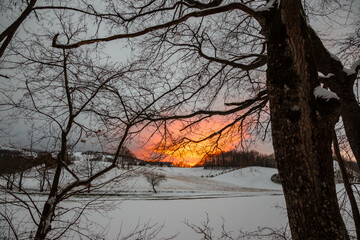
34;163;62;240
264;1;349;239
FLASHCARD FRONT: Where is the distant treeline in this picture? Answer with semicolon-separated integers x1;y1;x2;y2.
0;146;136;175
197;149;360;175
0;150;59;175
197;150;276;168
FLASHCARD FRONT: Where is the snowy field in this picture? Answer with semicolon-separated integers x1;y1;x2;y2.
80;194;288;239
116;166;283;199
72;166;287;239
1;164;357;239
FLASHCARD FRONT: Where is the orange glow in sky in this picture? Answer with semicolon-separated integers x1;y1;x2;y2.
132;116;246;166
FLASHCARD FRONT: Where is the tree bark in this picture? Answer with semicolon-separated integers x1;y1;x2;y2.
18;170;23;191
309;28;360;167
35;51;72;240
40;166;46;192
34;161;62;240
264;1;349;239
333;131;360;240
0;0;38;59
334;79;360;168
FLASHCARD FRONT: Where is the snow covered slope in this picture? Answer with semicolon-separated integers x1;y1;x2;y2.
1;160;282;199
212;167;282;190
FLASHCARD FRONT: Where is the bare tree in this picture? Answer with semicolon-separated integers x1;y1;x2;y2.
184;213;291;240
1;0;359;239
0;0;119;62
0;12;179;239
74;152;103;193
333;131;360;239
0;0;38;59
144;171;166;193
46;1;360;239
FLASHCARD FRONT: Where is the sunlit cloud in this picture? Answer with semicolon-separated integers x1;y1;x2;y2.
132;115;247;166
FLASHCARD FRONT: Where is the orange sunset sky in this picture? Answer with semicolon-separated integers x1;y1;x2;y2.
131;116;257;166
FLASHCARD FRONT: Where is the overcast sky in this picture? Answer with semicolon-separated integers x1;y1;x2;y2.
0;1;358;162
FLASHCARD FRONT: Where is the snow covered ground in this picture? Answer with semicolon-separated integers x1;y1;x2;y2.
2;162;282;197
1;164;356;239
85;195;288;239
113;166;282;200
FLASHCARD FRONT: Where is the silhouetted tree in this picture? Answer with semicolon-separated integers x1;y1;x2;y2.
1;0;359;239
144;172;166;193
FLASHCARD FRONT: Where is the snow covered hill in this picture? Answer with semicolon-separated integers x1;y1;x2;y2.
1;159;282;200
116;166;282;199
212;167;282;190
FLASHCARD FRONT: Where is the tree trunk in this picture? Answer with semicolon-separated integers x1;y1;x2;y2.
40;166;46;192
35;137;67;239
309;27;360;167
18;170;23;191
333;131;360;239
35;51;75;240
0;0;38;59
7;174;14;190
333;79;360;168
34;163;62;240
264;1;349;239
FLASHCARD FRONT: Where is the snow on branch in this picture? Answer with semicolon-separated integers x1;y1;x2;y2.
330;53;342;63
184;0;222;9
254;0;280;12
343;59;360;76
313;86;340;101
318;72;334;79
